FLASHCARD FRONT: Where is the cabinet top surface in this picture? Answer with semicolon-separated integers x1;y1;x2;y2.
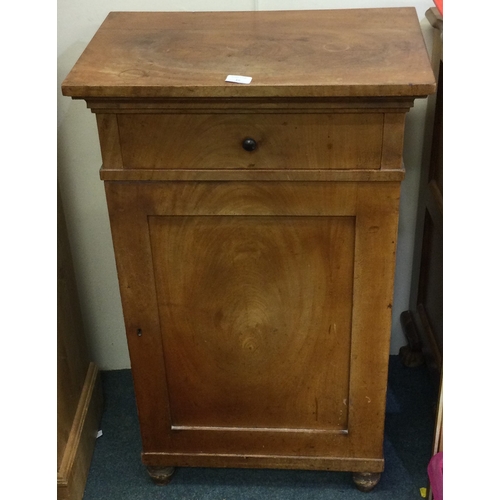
62;8;435;99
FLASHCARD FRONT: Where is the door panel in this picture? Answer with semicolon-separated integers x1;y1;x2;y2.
149;215;355;432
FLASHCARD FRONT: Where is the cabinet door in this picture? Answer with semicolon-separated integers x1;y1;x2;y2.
105;181;400;471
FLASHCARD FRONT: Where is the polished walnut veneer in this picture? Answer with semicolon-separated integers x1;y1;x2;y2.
62;9;435;491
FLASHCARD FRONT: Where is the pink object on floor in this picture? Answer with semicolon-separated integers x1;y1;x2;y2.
427;452;443;500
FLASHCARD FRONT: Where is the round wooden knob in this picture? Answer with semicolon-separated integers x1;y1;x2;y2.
242;138;257;151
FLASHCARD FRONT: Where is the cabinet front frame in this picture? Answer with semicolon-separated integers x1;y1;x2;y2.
104;180;400;472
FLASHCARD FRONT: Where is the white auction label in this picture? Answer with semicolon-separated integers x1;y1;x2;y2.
225;75;252;84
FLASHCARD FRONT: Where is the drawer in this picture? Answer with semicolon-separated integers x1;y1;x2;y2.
116;113;384;170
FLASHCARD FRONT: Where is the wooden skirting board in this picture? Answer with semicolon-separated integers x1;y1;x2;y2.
58;363;103;500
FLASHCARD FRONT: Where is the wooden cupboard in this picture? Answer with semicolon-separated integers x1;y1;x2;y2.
405;6;443;385
58;185;103;500
62;9;435;491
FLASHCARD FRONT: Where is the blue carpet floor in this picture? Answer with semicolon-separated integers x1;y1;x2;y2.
83;356;437;499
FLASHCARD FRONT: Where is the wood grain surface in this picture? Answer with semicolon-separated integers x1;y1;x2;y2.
149;215;355;431
105;181;400;469
63;7;435;481
62;9;435;99
118;113;384;170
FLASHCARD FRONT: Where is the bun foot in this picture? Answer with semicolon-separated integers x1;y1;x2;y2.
352;472;381;492
146;466;176;485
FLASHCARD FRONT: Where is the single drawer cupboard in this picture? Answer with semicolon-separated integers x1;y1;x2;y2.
62;8;435;492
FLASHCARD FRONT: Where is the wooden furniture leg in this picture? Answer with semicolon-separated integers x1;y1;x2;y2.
352;472;382;492
146;466;176;485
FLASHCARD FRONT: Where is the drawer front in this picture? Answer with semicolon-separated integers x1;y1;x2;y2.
117;113;384;170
